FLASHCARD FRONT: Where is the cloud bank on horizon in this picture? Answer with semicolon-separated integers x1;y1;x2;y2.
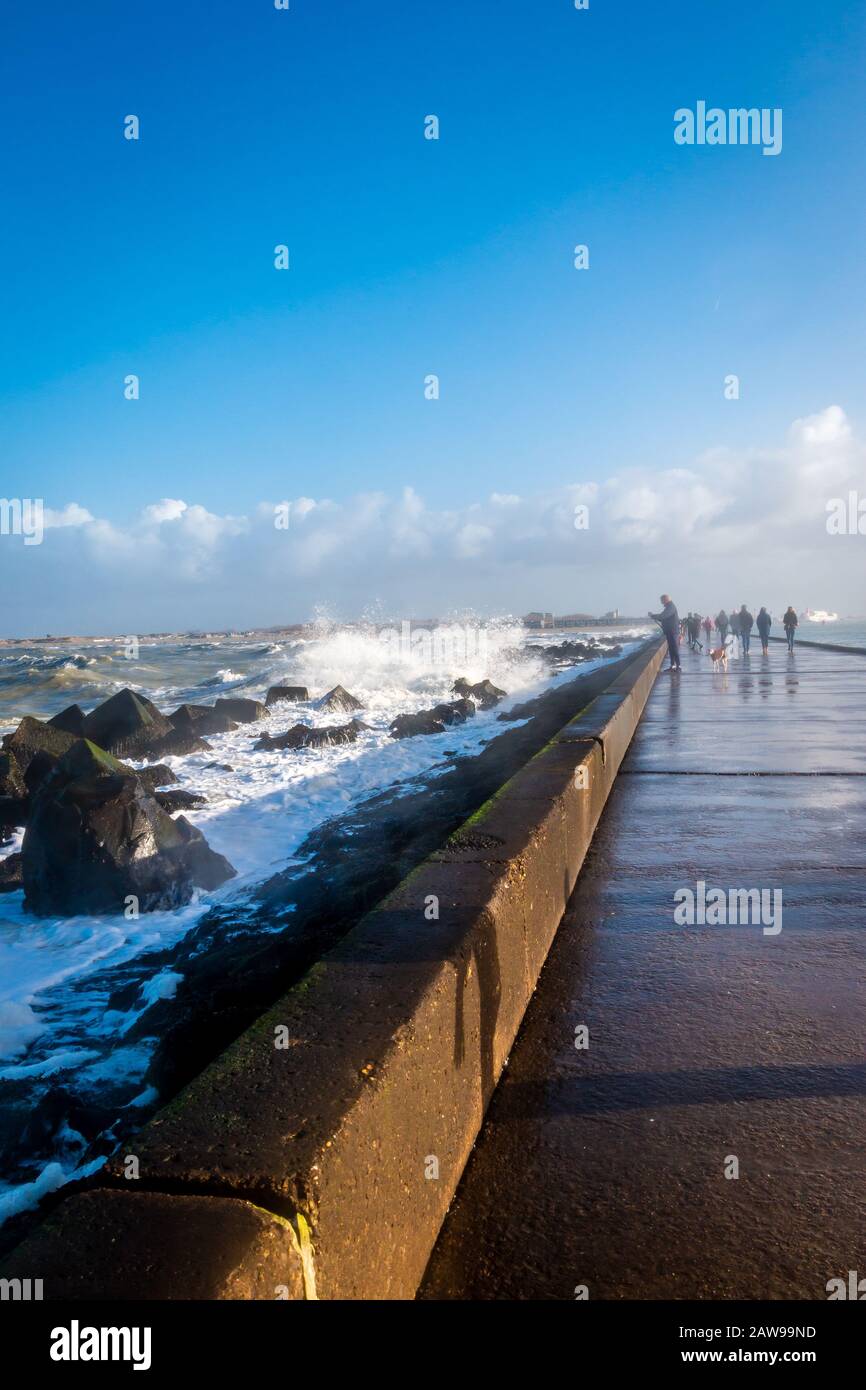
7;405;865;637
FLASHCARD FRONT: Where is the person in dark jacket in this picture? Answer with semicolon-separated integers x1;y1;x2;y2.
783;606;798;652
738;605;754;654
703;615;713;643
716;609;729;641
756;607;772;654
649;594;681;671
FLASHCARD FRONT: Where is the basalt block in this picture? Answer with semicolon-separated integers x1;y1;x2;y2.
148;728;212;758
136;763;179;792
155;788;208;813
169;703;238;736
316;685;363;714
214;697;266;724
0;718;81;817
1;716;77;786
255;719;368;752
82;689;176;760
452;678;507;709
265;685;309;707
21;740;234;915
48;704;87;737
390;698;475;739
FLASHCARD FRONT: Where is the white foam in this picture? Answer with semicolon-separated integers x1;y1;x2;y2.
0;1156;106;1224
0;1001;43;1059
0;1048;100;1081
140;970;183;1006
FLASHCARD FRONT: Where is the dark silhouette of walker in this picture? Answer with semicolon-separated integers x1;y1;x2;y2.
756;607;772;653
783;607;798;652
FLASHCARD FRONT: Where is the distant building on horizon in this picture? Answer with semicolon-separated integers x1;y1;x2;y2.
554;612;596;627
523;608;636;629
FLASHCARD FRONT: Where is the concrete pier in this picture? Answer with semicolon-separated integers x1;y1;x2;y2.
421;640;866;1299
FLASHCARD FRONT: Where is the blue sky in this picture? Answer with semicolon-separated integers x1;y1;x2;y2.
2;0;866;633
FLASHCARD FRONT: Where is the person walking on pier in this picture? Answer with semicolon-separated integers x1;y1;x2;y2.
703;615;713;644
756;607;772;654
716;609;729;641
649;594;681;672
783;606;798;652
729;608;740;650
738;605;754;654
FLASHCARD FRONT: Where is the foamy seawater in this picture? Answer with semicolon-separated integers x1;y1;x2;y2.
0;621;648;1222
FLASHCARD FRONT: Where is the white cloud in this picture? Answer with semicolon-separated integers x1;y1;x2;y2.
790;404;851;448
141;498;188;525
454;522;494;558
42;503;94;528
12;406;866;634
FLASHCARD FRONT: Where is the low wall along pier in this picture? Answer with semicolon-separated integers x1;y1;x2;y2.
1;640;666;1300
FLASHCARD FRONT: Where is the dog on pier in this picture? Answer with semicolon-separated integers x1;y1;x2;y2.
709;638;733;672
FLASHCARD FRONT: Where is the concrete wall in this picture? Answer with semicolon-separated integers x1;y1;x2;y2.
768;635;866;656
1;639;665;1301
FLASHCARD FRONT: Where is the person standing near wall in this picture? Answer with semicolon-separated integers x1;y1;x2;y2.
649;594;681;673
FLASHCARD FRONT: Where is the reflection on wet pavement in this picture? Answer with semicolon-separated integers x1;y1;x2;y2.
421;643;866;1300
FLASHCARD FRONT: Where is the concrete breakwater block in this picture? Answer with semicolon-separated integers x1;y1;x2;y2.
213;697;267;723
265;685;309;706
0;1189;307;1301
0;639;664;1300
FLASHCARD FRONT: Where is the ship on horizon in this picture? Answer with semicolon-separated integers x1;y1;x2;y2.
803;608;839;623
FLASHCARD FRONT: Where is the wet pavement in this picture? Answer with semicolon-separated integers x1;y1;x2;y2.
420;641;866;1299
